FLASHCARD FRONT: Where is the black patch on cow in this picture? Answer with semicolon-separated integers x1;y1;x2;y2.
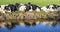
37;6;41;11
25;3;31;12
15;3;20;11
15;3;20;7
30;3;41;11
31;5;37;10
53;4;57;9
57;5;60;7
8;4;17;12
46;5;49;9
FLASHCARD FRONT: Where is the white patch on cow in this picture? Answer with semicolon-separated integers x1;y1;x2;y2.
35;7;40;12
29;6;33;11
0;7;5;13
19;4;26;11
1;5;5;10
49;5;54;8
0;4;9;13
1;4;8;10
48;5;56;11
29;9;33;11
41;6;48;12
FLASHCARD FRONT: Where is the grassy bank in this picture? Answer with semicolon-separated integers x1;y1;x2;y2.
0;11;58;20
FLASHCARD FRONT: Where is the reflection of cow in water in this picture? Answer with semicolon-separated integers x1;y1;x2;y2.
23;20;40;26
0;19;58;29
0;22;12;28
0;21;18;29
0;20;40;29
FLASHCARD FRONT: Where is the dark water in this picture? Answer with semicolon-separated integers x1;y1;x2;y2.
0;23;60;32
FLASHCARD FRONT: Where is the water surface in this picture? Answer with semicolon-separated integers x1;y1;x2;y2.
0;23;60;32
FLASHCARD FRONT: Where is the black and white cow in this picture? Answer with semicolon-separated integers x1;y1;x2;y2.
15;3;29;12
4;4;17;12
41;4;60;12
28;2;41;12
18;2;41;12
25;2;41;12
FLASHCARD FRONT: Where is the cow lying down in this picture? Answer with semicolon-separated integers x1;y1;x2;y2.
41;4;60;12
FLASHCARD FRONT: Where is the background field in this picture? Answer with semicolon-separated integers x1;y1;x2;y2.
0;0;60;7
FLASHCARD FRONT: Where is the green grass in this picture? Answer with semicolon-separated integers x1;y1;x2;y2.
0;0;60;7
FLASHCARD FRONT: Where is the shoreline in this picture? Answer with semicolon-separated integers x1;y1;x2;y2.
0;11;60;29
